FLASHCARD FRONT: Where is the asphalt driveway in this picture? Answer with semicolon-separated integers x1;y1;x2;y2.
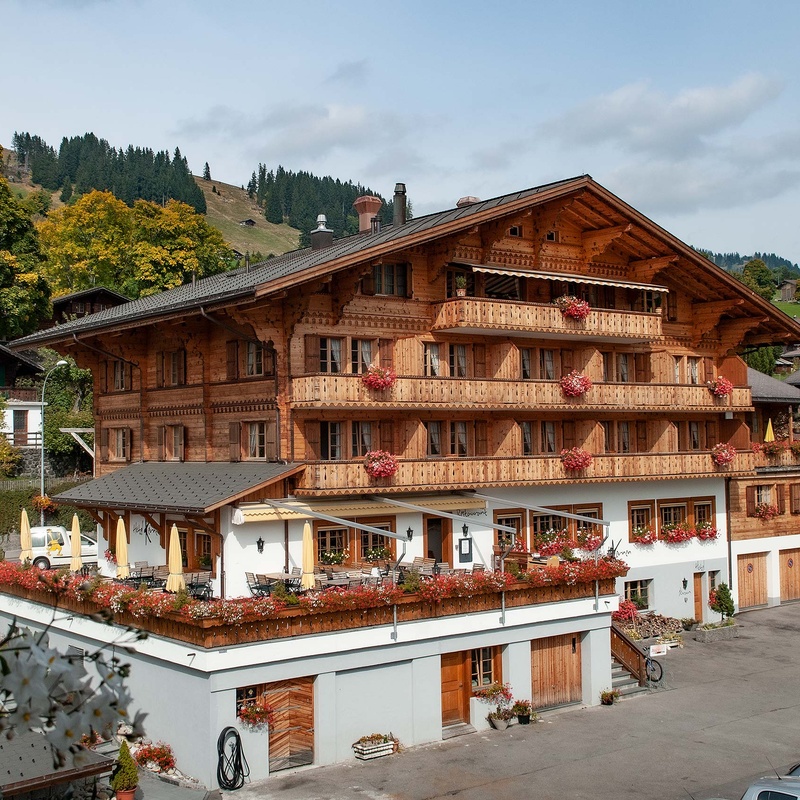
209;603;800;800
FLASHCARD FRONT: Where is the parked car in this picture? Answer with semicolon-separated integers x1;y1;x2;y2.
28;525;98;570
733;775;800;799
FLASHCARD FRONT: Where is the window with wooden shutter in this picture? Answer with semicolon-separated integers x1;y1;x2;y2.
379;420;394;452
560;349;574;373
305;422;321;460
157;426;165;460
703;358;714;383
790;484;800;514
226;341;238;380
304;335;320;373
100;428;108;461
361;268;375;296
379;339;394;370
562;421;575;450
229;422;241;462
173;425;185;462
265;419;277;461
475;420;488;456
636;421;648;452
777;484;786;514
666;291;678;321
176;349;186;385
155;352;164;387
473;343;486;378
745;486;756;517
705;420;718;448
101;360;109;393
634;353;649;383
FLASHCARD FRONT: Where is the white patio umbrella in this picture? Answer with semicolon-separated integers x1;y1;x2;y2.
166;524;185;593
19;507;32;563
69;514;83;572
301;522;315;590
115;518;130;579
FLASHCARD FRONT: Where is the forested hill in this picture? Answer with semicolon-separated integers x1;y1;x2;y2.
11;132;206;213
246;164;409;247
701;249;800;279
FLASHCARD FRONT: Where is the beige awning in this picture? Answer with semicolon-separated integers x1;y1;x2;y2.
464;264;670;293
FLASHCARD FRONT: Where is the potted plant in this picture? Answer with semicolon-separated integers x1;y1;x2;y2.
559;370;593;398
711;442;737;467
363;449;399;478
319;548;349;565
560;447;593;472
707;375;733;397
454;274;467;297
511;699;534;725
554;295;591;320
110;740;139;800
237;697;274;731
352;732;399;760
600;688;620;706
753;502;780;522
474;681;514;730
361;363;397;390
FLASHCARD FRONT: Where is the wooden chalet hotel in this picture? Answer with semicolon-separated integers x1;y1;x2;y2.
5;175;800;784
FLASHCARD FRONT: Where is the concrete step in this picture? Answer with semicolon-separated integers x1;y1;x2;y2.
442;723;476;739
610;659;649;699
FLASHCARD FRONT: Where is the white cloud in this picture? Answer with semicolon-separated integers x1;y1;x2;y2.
324;60;369;86
541;73;784;158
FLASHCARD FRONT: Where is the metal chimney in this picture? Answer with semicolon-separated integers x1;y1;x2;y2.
310;214;334;250
353;195;383;234
393;183;407;226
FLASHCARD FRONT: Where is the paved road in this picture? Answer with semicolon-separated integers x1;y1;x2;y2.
197;604;800;800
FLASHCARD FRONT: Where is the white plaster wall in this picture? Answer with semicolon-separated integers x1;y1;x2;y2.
1;400;43;443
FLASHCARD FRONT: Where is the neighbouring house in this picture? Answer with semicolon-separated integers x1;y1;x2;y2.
44;287;129;329
779;279;798;302
726;368;800;609
239;218;257;227
0;344;42;454
0;730;113;800
5;175;800;786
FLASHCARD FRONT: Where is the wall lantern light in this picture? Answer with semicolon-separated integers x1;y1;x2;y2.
256;537;264;554
406;527;413;541
462;524;469;537
682;577;688;590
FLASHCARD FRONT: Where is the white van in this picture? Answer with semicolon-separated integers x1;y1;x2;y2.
28;525;98;570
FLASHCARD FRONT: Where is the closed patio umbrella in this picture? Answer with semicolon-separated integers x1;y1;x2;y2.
765;418;775;443
301;521;315;590
19;507;32;563
115;518;129;579
166;524;185;593
69;514;83;572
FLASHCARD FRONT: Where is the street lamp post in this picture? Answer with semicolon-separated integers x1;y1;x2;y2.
40;360;68;525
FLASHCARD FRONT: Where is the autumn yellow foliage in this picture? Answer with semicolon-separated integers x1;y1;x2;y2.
38;190;232;298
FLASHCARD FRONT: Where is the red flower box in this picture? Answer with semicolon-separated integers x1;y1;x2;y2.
711;443;737;466
361;364;396;390
363;450;399;478
560;447;592;471
554;295;591;321
560;370;593;398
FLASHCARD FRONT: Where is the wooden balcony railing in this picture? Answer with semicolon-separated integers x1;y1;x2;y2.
752;446;800;470
291;374;752;412
432;298;663;342
0;387;38;402
295;450;756;496
610;623;646;686
2;431;41;448
0;578;617;650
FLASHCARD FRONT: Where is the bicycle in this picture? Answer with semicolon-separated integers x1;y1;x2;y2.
644;654;663;684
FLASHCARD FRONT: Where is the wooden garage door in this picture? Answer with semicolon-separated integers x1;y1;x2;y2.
531;633;582;710
737;553;768;609
780;548;800;602
441;651;469;726
266;677;314;773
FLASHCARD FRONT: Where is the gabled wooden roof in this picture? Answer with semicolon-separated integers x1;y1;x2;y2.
10;175;800;349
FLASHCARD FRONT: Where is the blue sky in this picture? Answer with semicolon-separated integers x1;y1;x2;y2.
5;0;800;262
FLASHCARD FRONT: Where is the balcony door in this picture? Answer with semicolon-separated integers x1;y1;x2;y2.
424;516;452;566
13;410;28;447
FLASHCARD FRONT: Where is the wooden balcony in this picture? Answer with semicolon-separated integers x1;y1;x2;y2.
0;387;38;402
0;578;617;650
295;450;756;496
431;298;662;342
291;374;752;412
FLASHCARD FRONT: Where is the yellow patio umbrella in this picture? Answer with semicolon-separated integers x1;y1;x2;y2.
115;518;130;579
19;507;32;563
69;514;83;572
765;418;775;443
166;524;185;593
301;521;315;590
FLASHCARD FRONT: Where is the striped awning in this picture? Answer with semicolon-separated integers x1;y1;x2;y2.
462;264;670;293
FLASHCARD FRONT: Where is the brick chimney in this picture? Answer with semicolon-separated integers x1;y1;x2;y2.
353;195;383;234
456;196;480;208
393;183;407;226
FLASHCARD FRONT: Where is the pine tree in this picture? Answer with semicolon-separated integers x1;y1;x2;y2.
203;162;211;180
60;177;73;203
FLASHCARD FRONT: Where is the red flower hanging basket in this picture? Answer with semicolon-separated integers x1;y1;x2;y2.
560;447;593;471
554;295;591;321
363;450;399;478
560;370;593;398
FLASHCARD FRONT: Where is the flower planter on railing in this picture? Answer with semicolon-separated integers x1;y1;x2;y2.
0;568;621;649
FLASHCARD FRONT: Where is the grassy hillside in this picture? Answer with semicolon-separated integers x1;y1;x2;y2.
194;176;299;258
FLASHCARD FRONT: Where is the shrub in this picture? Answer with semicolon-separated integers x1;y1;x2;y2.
0;439;23;478
110;740;139;791
708;583;735;619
